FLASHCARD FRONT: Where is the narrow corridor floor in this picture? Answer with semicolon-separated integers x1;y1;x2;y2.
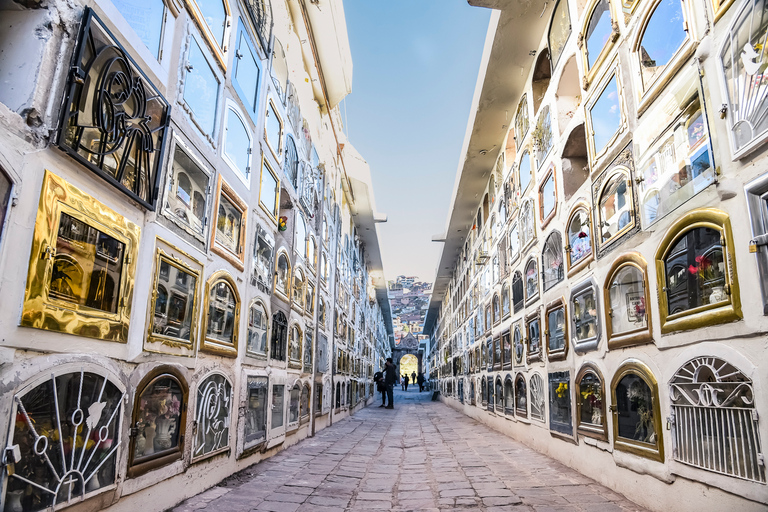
171;389;647;512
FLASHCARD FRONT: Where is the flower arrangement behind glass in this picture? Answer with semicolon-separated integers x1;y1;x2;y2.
135;384;182;458
687;250;726;303
581;384;603;425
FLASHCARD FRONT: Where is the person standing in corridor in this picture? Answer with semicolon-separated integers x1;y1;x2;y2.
411;371;416;386
384;357;396;409
417;372;425;392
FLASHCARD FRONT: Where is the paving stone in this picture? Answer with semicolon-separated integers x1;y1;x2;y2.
170;390;647;512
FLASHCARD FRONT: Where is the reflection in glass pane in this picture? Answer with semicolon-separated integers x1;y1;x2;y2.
548;307;566;352
515;96;529;147
193;374;231;458
548;0;571;66
573;290;598;341
528;318;540;354
166;146;209;235
509;223;520;260
271;384;284;428
247;303;268;355
184;38;219;136
586;0;612;69
516;376;527;417
289;386;300;424
207;281;237;344
568;210;592;265
590;76;621;153
541;173;556;219
542;232;564;291
266;103;282;154
7;372;122;510
135;377;183;461
579;372;604;427
50;213;125;314
112;0;165;58
535;108;553;167
599;171;632;242
275;254;290;296
225;109;251;177
609;265;647;334
514;326;524;363
639;0;687;89
512;272;524;313
153;260;196;342
525;260;538;300
199;0;227;48
216;195;242;254
244;376;268;445
235;32;260;110
549;371;572;435
260;162;279;216
664;227;726;314
615;373;655;443
521;200;535;247
520;152;532;191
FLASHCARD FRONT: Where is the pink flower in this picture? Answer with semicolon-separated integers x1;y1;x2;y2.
688;265;698;275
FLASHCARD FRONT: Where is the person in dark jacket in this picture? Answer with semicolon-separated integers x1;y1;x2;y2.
403;374;409;391
374;370;385;407
417;372;425;392
384;358;396;409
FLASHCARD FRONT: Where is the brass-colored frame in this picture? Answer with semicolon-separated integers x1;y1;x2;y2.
146;240;204;352
292;265;306;313
525;307;542;363
273;248;292;301
595;166;636;249
127;366;189;477
632;0;697;116
258;154;281;223
210;174;247;271
308;235;317;274
579;0;620;90
575;363;608;441
22;170;140;343
288;322;303;369
545;297;568;361
585;64;627;164
711;0;735;22
604;252;653;348
538;163;558;228
565;203;594;277
610;359;664;462
654;208;742;334
245;298;270;358
264;97;284;161
184;0;231;69
201;270;241;357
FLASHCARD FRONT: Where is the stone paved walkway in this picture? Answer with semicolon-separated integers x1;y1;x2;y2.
171;389;647;512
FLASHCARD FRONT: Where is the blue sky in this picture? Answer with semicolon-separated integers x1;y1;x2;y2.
342;1;490;284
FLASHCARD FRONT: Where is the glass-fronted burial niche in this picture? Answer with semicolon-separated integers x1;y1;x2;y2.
130;370;187;476
665;226;726;314
193;373;232;461
244;376;268;449
149;246;200;350
5;370;123;511
570;279;600;351
612;363;662;461
22;171;140;342
203;272;240;356
164;141;210;238
548;371;572;436
576;365;606;440
57;8;170;210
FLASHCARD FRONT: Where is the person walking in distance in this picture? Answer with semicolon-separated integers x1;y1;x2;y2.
403;374;409;391
411;371;417;386
417;372;425;392
401;374;406;391
384;358;396;409
374;369;385;407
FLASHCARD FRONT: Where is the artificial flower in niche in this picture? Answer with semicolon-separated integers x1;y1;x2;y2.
278;216;288;232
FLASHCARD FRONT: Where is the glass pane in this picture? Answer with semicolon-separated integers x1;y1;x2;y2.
245;376;267;444
112;0;165;57
528;318;540;354
303;331;313;372
665;227;726;313
184;38;219;136
260;163;279;216
207;281;237;344
549;371;572;434
615;373;656;444
599;172;632;242
235;32;260;110
271;384;284;428
579;372;604;427
502;286;510;317
50;213;125;314
266;103;282;154
609;265;647;334
515;97;529;147
193;374;231;458
568;210;592;265
0;168;10;246
514;327;524;363
289;387;300;423
548;0;571;65
541;173;556;218
253;232;274;290
153;260;196;342
639;0;687;89
573;290;598;341
548;307;566;352
513;273;524;312
275;255;290;296
166;146;209;235
525;261;538;300
289;327;301;361
521;201;534;247
542;233;564;291
503;332;512;366
199;0;227;48
247;304;268;355
8;372;121;510
520;152;532;191
516;378;527;416
225;110;250;177
590;76;621;153
586;0;612;69
216;194;242;253
134;376;183;461
535;108;553;166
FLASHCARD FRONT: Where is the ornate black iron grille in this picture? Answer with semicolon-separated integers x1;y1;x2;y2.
57;8;170;210
244;0;273;54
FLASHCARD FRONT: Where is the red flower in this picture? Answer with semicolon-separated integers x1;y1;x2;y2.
695;255;712;270
688;265;698;275
578;231;588;238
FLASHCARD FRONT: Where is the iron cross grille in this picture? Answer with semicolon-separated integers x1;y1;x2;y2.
57;8;171;211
